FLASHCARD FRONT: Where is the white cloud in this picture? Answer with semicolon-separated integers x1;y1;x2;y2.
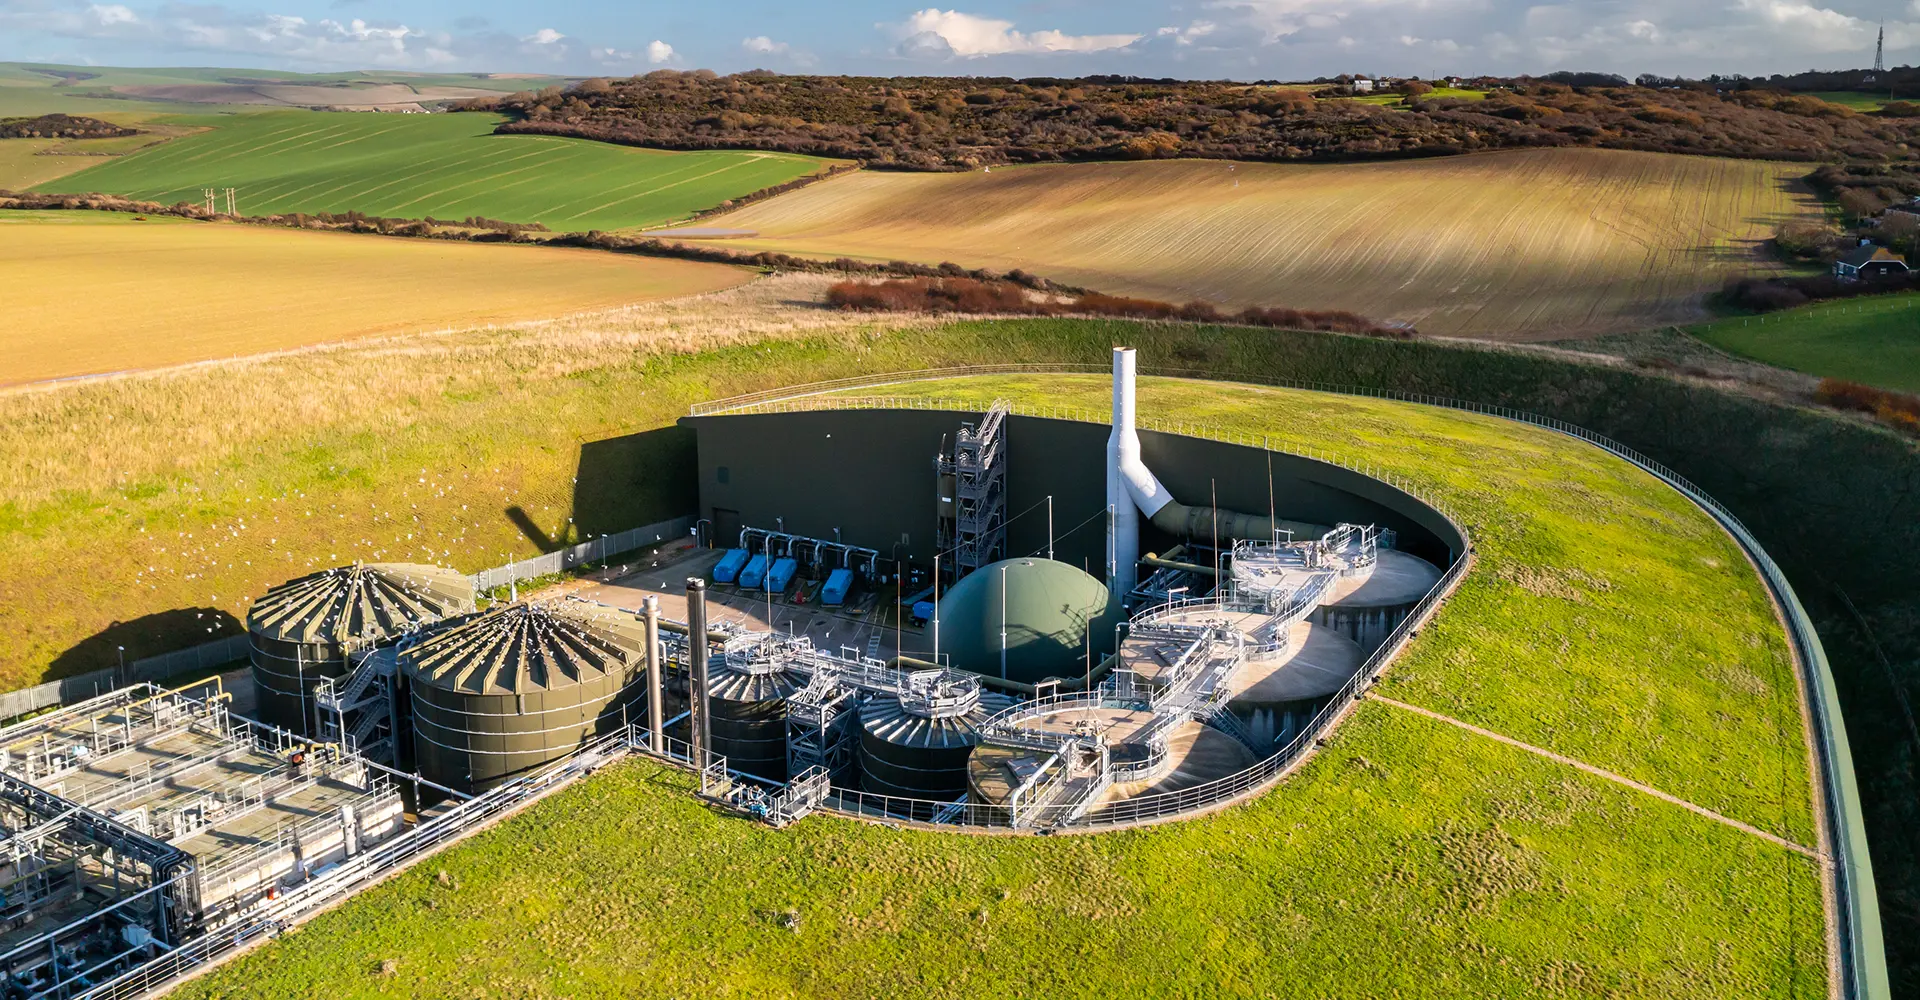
87;4;136;26
523;27;563;45
1156;21;1217;46
742;35;788;55
646;38;674;63
887;8;1142;57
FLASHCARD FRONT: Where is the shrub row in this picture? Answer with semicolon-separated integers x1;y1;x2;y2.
1721;271;1920;312
0;192;1084;292
822;277;1412;337
1815;377;1920;435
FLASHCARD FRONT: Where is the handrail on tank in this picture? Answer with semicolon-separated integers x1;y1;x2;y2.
688;363;1887;1000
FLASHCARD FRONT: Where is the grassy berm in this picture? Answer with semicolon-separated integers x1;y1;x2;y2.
175;372;1822;999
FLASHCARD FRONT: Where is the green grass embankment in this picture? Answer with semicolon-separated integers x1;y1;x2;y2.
174;370;1823;998
1690;291;1920;392
30;110;834;230
8;314;1919;989
176;709;1822;1000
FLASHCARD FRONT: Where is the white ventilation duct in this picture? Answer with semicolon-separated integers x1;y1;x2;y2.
1106;346;1326;596
1106;347;1161;596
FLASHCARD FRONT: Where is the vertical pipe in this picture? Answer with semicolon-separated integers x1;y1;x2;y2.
686;579;710;770
1107;347;1141;596
643;596;663;755
1000;563;1008;680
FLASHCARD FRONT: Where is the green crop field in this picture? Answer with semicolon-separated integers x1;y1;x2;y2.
31;110;834;230
1690;291;1920;392
167;366;1824;999
1807;91;1893;112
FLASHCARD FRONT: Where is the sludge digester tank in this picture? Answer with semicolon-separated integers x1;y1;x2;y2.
857;672;996;802
246;562;474;735
401;600;648;794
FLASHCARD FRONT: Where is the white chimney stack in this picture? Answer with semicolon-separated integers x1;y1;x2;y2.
1107;348;1141;596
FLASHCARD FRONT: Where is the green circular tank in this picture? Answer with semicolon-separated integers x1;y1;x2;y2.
933;558;1118;685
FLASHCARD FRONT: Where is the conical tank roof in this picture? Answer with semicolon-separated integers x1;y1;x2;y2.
248;562;474;646
401;601;646;696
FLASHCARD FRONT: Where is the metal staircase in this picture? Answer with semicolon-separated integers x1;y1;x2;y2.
786;671;858;785
937;399;1010;583
314;650;401;764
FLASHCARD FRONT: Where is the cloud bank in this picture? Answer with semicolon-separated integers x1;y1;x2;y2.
0;0;1912;79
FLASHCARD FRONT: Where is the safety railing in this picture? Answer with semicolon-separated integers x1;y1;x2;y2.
691;362;1886;1000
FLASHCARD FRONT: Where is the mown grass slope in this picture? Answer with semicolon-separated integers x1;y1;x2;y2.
4;311;1907;989
174;371;1821;1000
178;713;1822;1000
851;374;1814;847
706;148;1816;339
33;110;832;230
0;211;750;385
1691;291;1920;392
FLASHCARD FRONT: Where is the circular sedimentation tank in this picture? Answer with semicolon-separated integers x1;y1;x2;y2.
402;600;646;794
1223;620;1366;747
965;705;1253;812
706;649;804;783
933;558;1120;685
1316;549;1443;653
858;674;992;801
246;562;473;734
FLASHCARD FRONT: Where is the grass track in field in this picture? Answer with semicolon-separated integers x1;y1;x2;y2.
0;212;751;385
1690;291;1920;392
706;148;1818;340
32;110;834;230
161;366;1823;1000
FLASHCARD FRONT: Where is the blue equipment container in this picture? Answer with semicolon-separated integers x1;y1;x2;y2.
766;557;799;594
739;553;769;590
911;600;936;625
821;568;854;607
712;549;749;585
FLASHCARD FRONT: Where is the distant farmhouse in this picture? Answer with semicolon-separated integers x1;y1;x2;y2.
1352;78;1376;93
1835;244;1911;279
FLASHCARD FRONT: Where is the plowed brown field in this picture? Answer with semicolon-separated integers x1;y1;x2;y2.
0;212;750;385
706;149;1818;339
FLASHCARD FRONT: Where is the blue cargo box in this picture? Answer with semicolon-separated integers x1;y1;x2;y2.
821;568;854;606
712;549;749;585
911;600;936;625
739;553;769;590
766;557;799;594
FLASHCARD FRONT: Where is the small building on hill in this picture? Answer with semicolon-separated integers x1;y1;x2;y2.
1352;78;1376;93
1835;244;1911;279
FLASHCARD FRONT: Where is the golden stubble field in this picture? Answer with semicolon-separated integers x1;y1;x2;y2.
0;212;753;385
707;148;1819;339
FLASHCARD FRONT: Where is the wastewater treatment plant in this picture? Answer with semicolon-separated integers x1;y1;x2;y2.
0;352;1869;999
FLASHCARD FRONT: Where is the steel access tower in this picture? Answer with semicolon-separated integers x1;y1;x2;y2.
935;399;1010;584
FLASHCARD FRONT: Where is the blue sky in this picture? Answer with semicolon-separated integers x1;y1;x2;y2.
2;0;1916;79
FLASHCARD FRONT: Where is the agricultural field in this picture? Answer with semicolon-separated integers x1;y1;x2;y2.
1690;292;1920;392
0;120;199;190
31;110;835;231
0;211;751;385
169;370;1824;999
705;148;1818;339
1806;91;1893;112
0;62;568;117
